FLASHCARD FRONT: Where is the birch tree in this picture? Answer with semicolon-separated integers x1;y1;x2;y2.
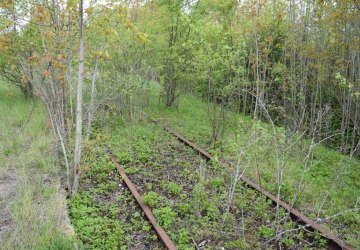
72;0;84;195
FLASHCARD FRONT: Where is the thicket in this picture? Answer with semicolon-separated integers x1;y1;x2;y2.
2;0;358;158
0;0;359;192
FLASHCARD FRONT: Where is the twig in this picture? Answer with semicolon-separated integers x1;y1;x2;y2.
191;237;200;250
263;207;360;246
19;98;37;134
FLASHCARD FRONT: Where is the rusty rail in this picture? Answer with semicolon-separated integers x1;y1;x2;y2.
110;156;178;250
163;126;354;250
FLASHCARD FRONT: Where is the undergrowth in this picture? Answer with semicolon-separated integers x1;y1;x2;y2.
0;84;74;249
68;137;163;250
101;122;328;249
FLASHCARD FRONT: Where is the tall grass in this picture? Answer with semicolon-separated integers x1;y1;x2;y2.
0;84;74;250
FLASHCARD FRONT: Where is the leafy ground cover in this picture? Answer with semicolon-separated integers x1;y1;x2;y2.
70;120;329;249
111;123;326;249
68;137;164;250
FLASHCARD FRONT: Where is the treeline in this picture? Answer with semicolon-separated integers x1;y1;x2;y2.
0;0;359;194
137;0;359;154
131;0;360;155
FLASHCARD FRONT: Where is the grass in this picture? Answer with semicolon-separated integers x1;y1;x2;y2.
0;84;74;250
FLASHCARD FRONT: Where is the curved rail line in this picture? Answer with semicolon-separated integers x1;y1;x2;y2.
162;125;354;250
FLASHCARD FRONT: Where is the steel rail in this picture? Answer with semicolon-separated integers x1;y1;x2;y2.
110;156;178;250
163;126;354;250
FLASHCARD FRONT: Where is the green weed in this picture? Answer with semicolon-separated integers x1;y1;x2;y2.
153;206;176;230
142;191;162;208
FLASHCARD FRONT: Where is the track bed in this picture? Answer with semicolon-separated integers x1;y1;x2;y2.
110;124;328;249
69;123;352;249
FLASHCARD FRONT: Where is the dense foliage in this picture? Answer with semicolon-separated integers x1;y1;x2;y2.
1;0;359;155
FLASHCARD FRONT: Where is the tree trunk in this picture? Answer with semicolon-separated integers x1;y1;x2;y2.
85;58;99;141
72;0;84;196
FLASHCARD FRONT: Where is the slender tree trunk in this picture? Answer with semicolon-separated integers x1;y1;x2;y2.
340;89;346;153
86;58;99;140
207;68;212;137
72;0;84;195
253;4;260;120
352;105;359;154
212;81;217;142
67;56;74;141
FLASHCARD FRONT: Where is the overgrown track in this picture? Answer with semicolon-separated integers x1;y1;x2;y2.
107;121;354;249
110;156;177;250
163;125;354;250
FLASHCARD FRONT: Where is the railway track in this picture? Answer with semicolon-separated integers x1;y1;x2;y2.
109;122;354;250
111;156;177;250
163;126;354;250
